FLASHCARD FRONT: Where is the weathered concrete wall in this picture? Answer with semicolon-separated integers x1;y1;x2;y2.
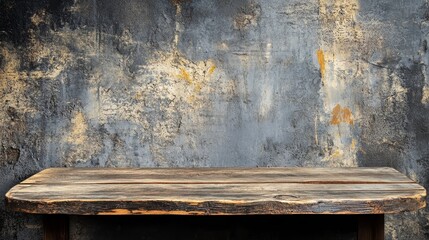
0;0;428;239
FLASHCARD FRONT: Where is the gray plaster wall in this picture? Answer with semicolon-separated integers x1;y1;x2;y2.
0;0;428;239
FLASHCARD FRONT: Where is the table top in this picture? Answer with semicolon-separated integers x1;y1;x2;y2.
5;167;426;215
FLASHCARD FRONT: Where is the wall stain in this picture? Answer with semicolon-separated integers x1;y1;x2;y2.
350;139;357;151
330;104;354;125
178;68;192;84
30;10;46;26
66;112;88;145
118;50;221;165
316;49;325;79
0;45;37;116
318;0;362;167
0;147;20;166
233;3;261;30
422;86;429;104
208;65;216;75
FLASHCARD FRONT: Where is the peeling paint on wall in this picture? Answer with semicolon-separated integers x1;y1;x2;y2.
318;0;363;167
330;104;354;125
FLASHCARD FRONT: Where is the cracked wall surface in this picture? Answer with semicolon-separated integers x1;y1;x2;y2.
0;0;428;239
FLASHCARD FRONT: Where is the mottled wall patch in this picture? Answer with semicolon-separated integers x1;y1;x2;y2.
66;112;88;145
233;2;261;30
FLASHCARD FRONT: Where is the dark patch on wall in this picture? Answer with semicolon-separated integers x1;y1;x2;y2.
0;0;74;45
233;2;261;30
418;154;429;190
0;147;20;166
401;63;429;146
7;107;19;121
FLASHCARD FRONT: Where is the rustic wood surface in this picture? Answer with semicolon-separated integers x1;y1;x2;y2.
5;167;426;215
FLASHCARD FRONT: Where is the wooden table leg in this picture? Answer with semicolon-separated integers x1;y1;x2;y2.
43;215;69;240
358;214;384;240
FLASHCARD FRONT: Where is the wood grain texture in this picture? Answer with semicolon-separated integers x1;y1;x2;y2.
5;168;426;215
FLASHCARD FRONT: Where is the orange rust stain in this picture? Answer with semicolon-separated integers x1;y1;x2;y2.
342;107;353;124
330;104;354;125
208;65;216;75
316;49;325;78
178;68;192;84
330;104;342;125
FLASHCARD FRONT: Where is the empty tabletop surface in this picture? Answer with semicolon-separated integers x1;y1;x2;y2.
5;167;426;215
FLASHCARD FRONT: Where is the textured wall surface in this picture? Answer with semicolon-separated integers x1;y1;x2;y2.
1;0;428;239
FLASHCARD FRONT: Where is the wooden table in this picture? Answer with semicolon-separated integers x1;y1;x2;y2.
5;167;426;240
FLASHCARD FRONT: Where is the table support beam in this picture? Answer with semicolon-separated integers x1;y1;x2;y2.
358;214;384;240
43;215;69;240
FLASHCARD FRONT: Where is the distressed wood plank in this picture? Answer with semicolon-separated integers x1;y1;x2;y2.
5;168;426;215
7;183;425;201
21;167;413;184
